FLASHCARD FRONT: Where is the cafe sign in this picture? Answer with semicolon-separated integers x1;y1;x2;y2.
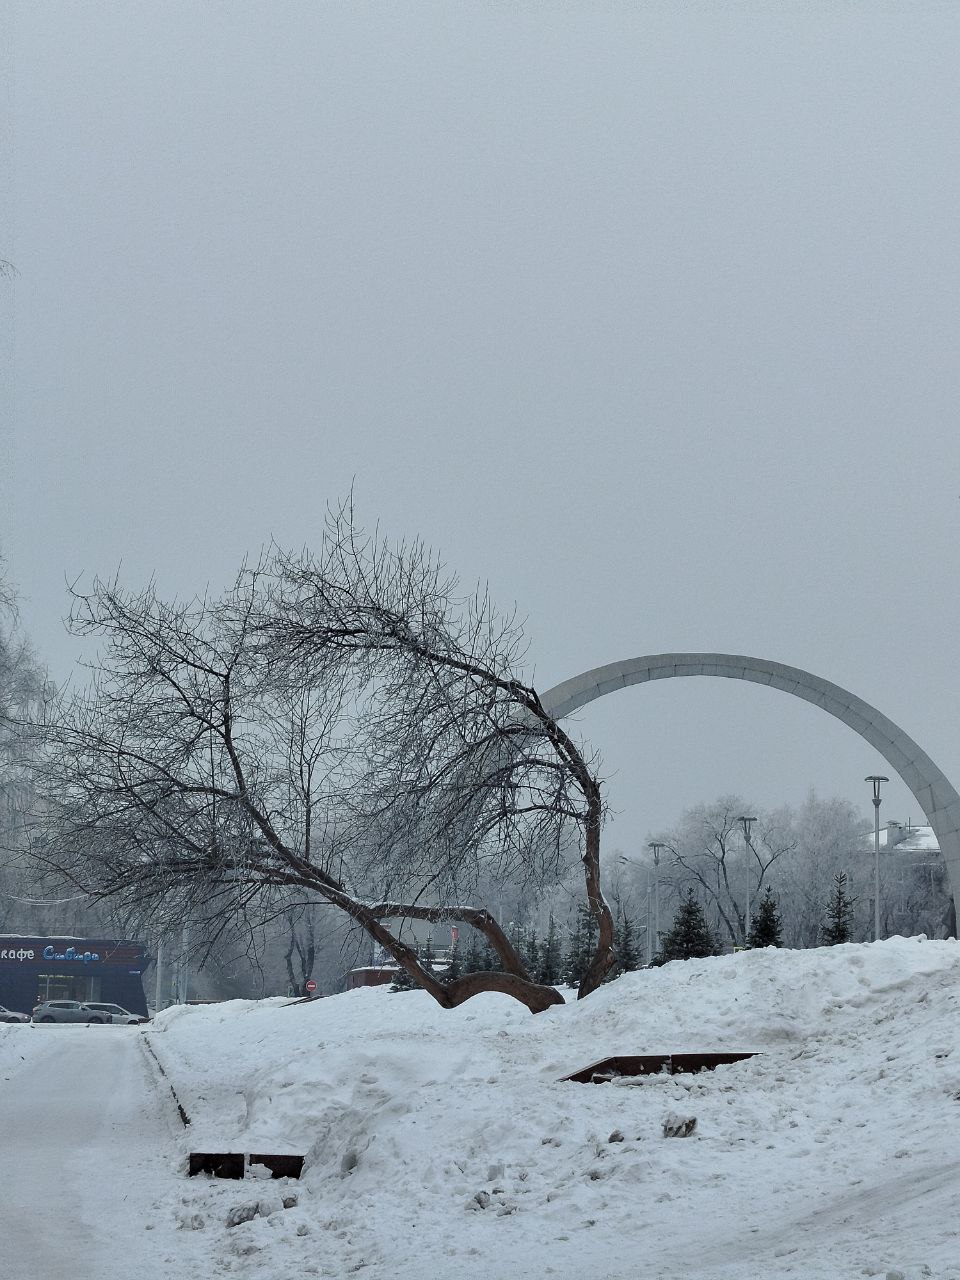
0;937;144;967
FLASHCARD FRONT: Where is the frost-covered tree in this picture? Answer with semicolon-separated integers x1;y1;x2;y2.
0;559;58;933
644;791;874;949
281;903;320;994
654;796;794;947
33;504;617;1014
773;793;868;946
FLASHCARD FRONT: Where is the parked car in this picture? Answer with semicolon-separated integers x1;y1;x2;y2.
84;1002;147;1025
0;1003;30;1023
31;999;109;1024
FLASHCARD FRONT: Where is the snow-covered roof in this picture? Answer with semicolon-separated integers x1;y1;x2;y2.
867;823;941;853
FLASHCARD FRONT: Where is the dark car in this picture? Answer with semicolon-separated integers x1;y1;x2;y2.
0;1003;30;1023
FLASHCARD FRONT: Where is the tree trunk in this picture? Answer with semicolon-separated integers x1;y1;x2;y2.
329;893;566;1015
577;804;617;998
441;970;564;1013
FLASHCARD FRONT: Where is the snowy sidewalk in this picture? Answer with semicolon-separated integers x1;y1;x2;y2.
0;1026;204;1280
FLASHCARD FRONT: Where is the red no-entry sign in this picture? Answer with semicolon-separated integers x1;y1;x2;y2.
305;979;317;993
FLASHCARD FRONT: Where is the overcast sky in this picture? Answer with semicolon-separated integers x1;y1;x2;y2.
5;2;960;859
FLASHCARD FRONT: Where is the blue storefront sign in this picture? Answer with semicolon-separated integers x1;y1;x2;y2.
0;935;148;1016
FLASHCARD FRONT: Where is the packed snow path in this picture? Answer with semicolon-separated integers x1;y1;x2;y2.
0;1026;204;1280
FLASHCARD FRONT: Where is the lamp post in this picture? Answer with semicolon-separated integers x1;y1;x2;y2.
177;925;190;1005
154;940;164;1013
738;816;757;944
865;775;889;940
648;842;664;963
613;854;646;965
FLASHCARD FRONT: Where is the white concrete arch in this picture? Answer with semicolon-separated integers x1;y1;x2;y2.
541;653;960;935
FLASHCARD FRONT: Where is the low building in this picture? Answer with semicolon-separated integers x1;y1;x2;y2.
0;935;149;1016
864;822;955;938
344;949;454;991
344;964;401;990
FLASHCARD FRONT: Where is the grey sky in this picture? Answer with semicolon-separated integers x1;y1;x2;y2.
5;2;960;856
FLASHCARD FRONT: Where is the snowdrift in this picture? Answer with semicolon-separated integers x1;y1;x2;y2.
149;937;960;1280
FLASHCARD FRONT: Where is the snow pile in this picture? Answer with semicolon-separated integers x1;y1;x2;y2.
148;937;960;1279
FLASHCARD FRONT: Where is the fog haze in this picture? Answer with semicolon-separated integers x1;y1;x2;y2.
6;2;960;853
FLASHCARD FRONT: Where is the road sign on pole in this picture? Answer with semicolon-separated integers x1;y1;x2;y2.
305;979;317;994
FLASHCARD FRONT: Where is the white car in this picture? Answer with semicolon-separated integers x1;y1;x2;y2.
0;1003;30;1024
84;1002;147;1025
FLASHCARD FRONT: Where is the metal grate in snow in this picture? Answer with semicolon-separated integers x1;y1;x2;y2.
560;1051;758;1083
188;1152;305;1179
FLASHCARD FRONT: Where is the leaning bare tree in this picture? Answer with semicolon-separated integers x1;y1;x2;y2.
33;505;615;1013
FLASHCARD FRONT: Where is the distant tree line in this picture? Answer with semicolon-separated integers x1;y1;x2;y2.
629;791;954;954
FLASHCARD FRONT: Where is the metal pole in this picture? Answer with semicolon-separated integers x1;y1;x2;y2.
648;842;664;960
738;817;757;943
645;882;653;965
874;803;880;939
154;941;163;1012
178;926;189;1004
866;776;888;941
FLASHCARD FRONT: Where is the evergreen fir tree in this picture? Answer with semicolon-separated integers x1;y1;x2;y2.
389;966;416;992
562;914;582;986
748;887;783;948
509;919;524;957
821;872;854;944
524;929;540;982
584;902;599;962
463;934;483;975
656;891;718;962
617;907;642;972
389;950;417;992
563;903;599;985
462;931;499;972
539;912;562;985
445;941;461;981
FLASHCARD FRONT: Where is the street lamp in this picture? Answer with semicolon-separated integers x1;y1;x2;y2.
738;816;757;943
648;842;665;964
613;854;650;966
865;775;889;941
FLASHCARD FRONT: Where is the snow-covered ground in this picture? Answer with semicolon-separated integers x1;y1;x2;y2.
3;939;957;1278
0;1026;209;1280
134;937;960;1279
